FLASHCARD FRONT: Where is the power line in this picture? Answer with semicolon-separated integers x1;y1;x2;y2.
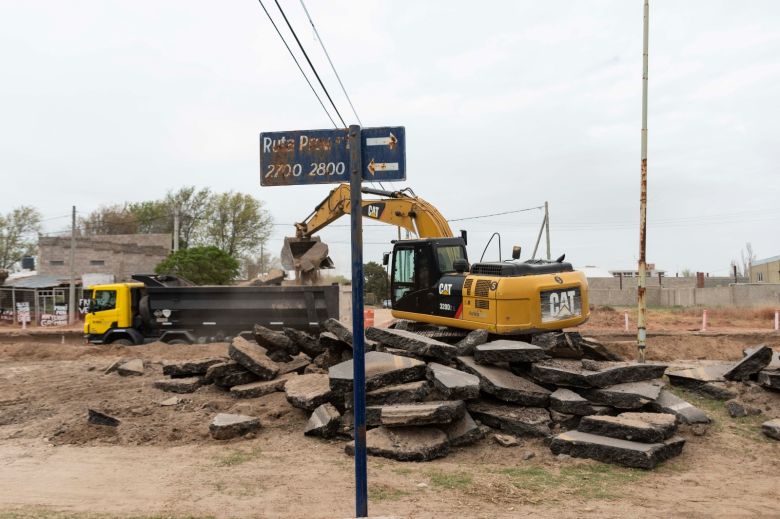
298;0;362;126
255;0;337;127
273;0;347;128
448;205;544;222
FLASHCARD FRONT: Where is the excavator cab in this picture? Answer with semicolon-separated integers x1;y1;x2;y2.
390;237;469;318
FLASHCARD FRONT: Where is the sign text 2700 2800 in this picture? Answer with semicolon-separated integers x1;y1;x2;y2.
264;161;347;179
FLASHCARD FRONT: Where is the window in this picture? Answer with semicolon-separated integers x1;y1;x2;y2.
90;260;105;266
436;245;466;273
49;260;65;266
757;272;764;282
392;248;415;302
92;290;117;312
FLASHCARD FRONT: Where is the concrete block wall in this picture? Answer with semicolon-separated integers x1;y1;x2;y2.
590;283;780;308
39;234;171;282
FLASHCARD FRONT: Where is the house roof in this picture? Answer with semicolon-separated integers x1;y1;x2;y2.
2;274;76;289
753;255;780;267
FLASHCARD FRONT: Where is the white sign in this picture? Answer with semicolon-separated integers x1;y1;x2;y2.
40;304;68;327
16;302;31;324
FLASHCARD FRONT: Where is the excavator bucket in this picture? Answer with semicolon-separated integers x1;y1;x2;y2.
280;236;335;273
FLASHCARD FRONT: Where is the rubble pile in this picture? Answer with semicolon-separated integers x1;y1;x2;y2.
148;322;780;465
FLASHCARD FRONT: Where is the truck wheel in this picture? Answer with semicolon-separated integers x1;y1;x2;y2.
110;338;133;346
167;339;190;345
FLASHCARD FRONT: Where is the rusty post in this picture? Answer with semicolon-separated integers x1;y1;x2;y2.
637;0;649;364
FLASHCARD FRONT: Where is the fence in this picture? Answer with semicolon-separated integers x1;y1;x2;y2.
0;287;90;327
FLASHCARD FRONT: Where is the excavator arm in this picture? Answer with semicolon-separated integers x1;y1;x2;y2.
294;183;453;238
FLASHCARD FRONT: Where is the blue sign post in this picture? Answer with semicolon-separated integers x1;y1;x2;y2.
260;125;405;518
260;126;405;186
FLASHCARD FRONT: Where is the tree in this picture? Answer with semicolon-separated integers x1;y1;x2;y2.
80;204;139;235
165;186;212;249
126;200;172;234
741;242;756;279
155;246;239;285
202;192;272;256
0;206;42;269
364;261;389;303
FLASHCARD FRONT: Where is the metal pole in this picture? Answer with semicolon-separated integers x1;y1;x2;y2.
531;213;546;260
637;0;650;364
11;288;16;326
544;201;551;261
348;124;368;518
173;207;180;252
68;205;76;326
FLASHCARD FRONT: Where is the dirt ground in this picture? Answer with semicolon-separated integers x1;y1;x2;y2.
0;326;779;519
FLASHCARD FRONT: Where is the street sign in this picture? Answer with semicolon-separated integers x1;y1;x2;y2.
361;126;406;183
260;126;405;186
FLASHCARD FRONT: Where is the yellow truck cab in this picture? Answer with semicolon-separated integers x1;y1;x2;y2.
84;282;145;345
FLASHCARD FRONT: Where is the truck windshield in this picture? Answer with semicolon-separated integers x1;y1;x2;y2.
436;245;466;273
93;290;117;311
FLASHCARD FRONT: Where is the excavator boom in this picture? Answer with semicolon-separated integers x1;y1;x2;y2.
295;183;453;239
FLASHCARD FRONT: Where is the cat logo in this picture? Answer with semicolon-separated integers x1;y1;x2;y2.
366;205;380;218
438;283;453;296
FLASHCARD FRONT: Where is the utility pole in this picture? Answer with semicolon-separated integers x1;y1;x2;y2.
637;0;650;364
260;243;265;274
173;207;180;252
544;201;551;261
68;206;76;326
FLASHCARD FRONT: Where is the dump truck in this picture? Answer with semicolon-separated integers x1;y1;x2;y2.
283;183;590;337
83;274;339;345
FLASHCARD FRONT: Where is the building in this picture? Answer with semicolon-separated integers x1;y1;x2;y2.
751;255;780;283
609;263;666;278
38;234;171;283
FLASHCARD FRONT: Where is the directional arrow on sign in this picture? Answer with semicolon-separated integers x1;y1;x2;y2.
365;132;397;150
367;159;400;176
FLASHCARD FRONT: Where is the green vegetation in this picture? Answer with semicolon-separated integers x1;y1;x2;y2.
426;469;473;490
214;445;263;467
156;246;240;285
364;261;389;303
499;464;645;500
368;484;410;501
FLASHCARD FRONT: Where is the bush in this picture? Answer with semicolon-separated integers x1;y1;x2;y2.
155;246;240;285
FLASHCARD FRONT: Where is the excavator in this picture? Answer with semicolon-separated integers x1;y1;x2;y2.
283;183;589;337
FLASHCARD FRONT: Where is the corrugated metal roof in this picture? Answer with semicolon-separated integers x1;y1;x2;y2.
2;275;75;289
753;255;780;267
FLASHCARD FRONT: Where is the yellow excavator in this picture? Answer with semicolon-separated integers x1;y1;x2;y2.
283;183;589;336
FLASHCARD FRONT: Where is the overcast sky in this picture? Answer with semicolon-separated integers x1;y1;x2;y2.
1;1;778;276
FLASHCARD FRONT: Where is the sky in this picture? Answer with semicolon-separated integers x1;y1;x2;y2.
1;0;778;277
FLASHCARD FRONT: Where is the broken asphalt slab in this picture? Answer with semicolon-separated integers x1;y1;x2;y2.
209;413;261;440
283;327;324;357
745;345;780;370
304;403;341;438
230;374;296;399
365;327;457;362
345;426;450;462
162;357;224;378
426;362;480;400
206;361;259;388
578;412;677;443
457;356;550;406
549;388;608;416
153;376;205;394
549;430;685;469
321;318;353;346
328;351;426;393
229;338;280;380
454;329;489;356
757;370;780;390
253;324;299;358
87;409;120;427
723;345;773;381
365;380;430;406
580;360;668;388
649;389;710;425
467;400;552;437
582;380;664;409
379;400;465;427
762;418;780;440
530;359;594;388
440;411;484;447
474;340;550;364
284;373;336;411
116;359;144;377
665;365;737;400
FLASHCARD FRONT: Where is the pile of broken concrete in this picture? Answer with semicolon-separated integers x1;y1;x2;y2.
152;320;780;465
